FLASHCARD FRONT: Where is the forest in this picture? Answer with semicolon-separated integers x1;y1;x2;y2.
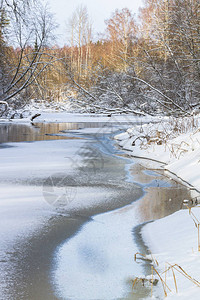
1;0;200;117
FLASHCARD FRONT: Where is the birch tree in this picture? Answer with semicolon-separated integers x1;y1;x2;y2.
68;5;93;82
105;8;136;72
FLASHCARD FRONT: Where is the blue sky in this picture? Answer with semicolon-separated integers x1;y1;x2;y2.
46;0;144;46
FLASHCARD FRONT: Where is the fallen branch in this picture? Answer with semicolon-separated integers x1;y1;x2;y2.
129;76;189;115
31;113;41;122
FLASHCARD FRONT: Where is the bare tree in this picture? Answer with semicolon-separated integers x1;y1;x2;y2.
0;0;57;115
136;0;200;115
105;8;137;72
67;5;93;82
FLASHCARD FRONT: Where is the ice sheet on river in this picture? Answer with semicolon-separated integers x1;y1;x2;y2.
0;130;143;299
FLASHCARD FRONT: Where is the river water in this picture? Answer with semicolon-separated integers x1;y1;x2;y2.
0;119;192;300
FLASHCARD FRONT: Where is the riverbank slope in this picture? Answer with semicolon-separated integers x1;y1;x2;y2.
114;116;200;299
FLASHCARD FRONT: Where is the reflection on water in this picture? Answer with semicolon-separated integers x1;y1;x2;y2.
130;163;191;222
138;186;191;222
0;121;195;300
53;161;193;300
0;121;124;143
0;123;69;142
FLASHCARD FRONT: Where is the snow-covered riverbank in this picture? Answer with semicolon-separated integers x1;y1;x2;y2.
114;116;200;299
0;114;149;299
1;111;200;299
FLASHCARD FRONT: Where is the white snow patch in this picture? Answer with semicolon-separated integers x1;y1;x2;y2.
142;207;200;299
115;115;200;299
114;116;200;190
53;202;144;300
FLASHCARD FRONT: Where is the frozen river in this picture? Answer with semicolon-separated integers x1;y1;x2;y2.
0;115;192;299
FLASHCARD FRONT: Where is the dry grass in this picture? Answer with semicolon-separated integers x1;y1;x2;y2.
134;252;159;266
133;251;200;297
184;205;200;251
128;115;200;159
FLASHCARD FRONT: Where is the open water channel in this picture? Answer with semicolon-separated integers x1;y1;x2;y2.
0;118;192;299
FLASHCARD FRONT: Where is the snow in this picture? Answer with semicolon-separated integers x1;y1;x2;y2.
114;117;200;191
0;113;148;299
2;112;200;299
0;184;53;250
114;115;200;299
0;139;85;181
0;108;161;124
0;138;87;267
0;128;115;297
53;203;145;300
0;111;149;252
142;208;200;299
